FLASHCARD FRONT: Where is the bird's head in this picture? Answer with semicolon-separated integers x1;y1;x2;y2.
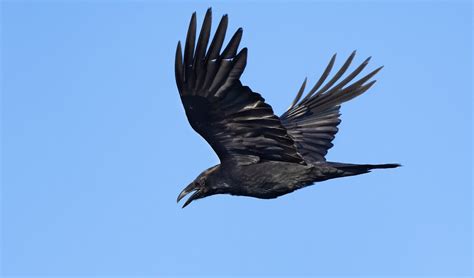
177;165;220;208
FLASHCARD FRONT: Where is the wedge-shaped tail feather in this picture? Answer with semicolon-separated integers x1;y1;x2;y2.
328;162;401;176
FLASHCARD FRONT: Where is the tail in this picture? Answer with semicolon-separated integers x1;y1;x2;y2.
328;162;401;175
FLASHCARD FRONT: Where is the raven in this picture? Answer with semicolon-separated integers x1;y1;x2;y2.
175;9;399;208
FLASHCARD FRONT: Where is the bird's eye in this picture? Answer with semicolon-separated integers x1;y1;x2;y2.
197;179;205;187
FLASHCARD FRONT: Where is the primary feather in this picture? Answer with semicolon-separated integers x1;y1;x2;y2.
175;9;304;165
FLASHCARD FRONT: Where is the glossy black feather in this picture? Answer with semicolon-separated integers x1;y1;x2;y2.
280;52;382;163
175;9;304;165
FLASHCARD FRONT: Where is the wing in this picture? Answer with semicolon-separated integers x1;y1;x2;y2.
175;9;304;165
280;51;382;163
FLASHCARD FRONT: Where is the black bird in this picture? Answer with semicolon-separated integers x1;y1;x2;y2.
175;9;399;208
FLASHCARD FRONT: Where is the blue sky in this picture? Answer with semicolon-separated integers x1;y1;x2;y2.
1;1;472;276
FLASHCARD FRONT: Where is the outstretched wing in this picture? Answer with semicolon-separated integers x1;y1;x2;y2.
280;51;382;163
175;9;304;165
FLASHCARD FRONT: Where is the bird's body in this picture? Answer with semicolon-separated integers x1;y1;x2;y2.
199;161;316;199
174;9;400;208
197;161;398;200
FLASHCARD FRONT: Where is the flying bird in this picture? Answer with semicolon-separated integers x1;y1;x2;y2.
175;9;399;208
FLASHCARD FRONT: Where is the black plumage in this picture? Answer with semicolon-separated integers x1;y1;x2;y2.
175;9;399;208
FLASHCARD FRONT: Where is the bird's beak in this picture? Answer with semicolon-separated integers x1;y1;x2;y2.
177;183;201;208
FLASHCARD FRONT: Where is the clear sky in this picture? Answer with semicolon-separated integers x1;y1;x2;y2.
1;1;472;277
